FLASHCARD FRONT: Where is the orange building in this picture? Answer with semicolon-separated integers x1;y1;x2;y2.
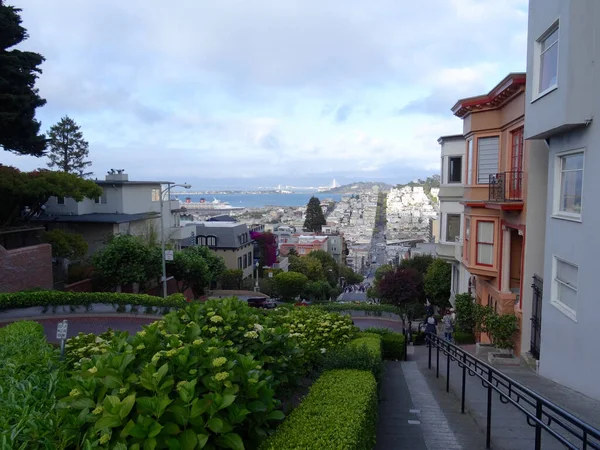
452;73;528;353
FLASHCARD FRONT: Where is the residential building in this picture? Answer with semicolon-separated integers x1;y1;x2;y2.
279;234;329;257
453;73;533;356
435;134;472;303
181;222;255;280
524;0;599;401
39;171;186;256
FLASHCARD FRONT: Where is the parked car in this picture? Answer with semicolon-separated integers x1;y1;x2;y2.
246;297;277;309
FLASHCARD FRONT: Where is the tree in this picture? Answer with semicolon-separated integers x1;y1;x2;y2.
219;269;243;290
303;280;331;302
41;229;87;259
287;247;298;257
303;197;326;232
169;248;210;298
306;249;338;286
288;255;324;282
400;254;435;275
92;234;161;292
47;116;92;176
179;246;226;293
339;265;364;285
377;267;424;321
0;2;47;156
273;271;308;302
424;258;451;307
0;165;102;226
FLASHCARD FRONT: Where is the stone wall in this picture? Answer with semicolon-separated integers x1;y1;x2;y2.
0;244;53;292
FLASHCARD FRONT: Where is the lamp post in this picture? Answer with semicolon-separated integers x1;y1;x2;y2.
254;260;260;292
160;182;191;298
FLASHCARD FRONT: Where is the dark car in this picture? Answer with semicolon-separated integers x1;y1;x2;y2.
247;297;277;309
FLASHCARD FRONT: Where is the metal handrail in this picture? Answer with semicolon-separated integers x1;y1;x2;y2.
426;333;600;450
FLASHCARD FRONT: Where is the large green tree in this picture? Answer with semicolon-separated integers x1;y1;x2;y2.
400;254;435;275
41;229;87;259
303;196;326;232
339;265;364;285
47;116;92;176
424;258;451;307
0;2;47;156
219;268;243;290
377;267;424;321
273;271;308;302
169;248;210;298
0;165;102;226
288;255;324;282
93;234;161;292
303;280;331;302
306;249;338;286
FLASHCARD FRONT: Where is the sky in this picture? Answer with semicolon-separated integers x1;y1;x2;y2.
3;0;528;190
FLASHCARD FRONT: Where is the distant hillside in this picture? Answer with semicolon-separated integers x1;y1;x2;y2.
326;181;394;194
395;175;440;195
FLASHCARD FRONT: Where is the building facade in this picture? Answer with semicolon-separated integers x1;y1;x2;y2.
436;134;471;303
525;0;600;400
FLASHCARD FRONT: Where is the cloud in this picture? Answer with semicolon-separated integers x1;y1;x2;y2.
5;0;528;187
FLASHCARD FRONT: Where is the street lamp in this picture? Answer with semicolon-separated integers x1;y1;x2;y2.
160;182;191;298
254;260;260;292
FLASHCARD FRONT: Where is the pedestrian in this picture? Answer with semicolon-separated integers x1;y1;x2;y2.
424;312;437;347
443;309;455;342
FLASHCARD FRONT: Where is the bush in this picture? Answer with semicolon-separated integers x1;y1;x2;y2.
318;303;401;314
260;370;378;450
321;342;382;379
362;327;405;360
455;293;476;333
454;331;476;345
0;291;187;311
0;321;65;449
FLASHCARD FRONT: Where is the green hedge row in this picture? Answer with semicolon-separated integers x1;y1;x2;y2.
321;334;383;380
261;370;378;450
363;327;406;360
0;291;188;311
318;303;401;314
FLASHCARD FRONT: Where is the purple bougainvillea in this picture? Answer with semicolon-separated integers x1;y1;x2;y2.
251;231;277;267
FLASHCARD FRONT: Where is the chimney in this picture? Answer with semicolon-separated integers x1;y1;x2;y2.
105;169;129;182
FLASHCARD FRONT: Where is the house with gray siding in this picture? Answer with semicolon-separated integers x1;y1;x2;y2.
525;0;600;400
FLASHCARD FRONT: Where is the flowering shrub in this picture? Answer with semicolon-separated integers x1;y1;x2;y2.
260;370;378;450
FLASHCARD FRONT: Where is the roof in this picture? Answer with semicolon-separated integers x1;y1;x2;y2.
181;221;250;248
95;180;174;185
451;73;526;118
206;215;238;222
33;212;160;224
437;134;464;144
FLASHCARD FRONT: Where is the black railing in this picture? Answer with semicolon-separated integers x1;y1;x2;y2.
530;275;543;359
489;171;523;202
427;333;600;450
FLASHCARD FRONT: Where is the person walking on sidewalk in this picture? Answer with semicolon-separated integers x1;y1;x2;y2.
442;309;455;342
425;312;437;347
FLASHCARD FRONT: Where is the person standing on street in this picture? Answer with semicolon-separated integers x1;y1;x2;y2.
443;309;455;342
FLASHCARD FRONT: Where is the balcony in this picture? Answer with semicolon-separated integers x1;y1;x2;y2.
486;172;524;211
436;240;458;262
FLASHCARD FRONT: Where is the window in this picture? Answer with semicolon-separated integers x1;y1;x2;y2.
476;221;494;266
237;257;242;269
552;256;578;320
477;137;499;184
197;236;207;246
555;151;584;219
537;23;559;95
206;236;217;247
467;140;473;185
464;217;470;262
151;188;161;202
57;196;65;205
445;214;460;242
248;251;252;266
243;254;248;269
448;157;462;183
94;192;107;204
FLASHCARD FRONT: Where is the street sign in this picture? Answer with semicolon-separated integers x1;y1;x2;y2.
56;320;68;340
165;250;174;261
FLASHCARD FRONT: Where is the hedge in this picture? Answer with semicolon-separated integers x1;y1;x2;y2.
318;303;401;314
363;327;406;360
321;334;382;379
261;370;378;450
454;330;476;344
0;291;187;311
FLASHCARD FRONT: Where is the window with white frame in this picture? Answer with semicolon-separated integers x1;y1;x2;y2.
537;22;559;96
464;217;470;262
448;156;462;183
197;236;207;246
476;221;494;266
552;256;578;320
207;236;217;247
445;214;460;242
57;196;65;205
555;151;584;219
151;188;161;202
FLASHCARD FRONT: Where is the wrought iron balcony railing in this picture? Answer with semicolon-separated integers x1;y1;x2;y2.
489;171;523;202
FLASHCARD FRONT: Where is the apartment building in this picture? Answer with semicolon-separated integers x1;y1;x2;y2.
40;171;186;256
435;134;471;303
452;73;542;356
181;222;255;280
525;0;600;400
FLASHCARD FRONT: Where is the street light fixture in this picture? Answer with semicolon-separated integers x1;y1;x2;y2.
160;182;191;298
254;260;260;292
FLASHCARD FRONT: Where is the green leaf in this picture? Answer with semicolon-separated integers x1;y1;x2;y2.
71;398;96;410
156;363;169;384
129;424;147;439
197;434;209;449
179;429;198;450
218;394;236;410
207;417;223;433
113;444;127;450
215;433;244;450
103;395;121;415
190;398;212;418
94;413;122;430
147;420;163;438
266;410;285;421
120;394;136;419
167;405;189;427
247;401;267;412
143;437;157;450
120;420;136;439
167;438;182;450
162;422;181;435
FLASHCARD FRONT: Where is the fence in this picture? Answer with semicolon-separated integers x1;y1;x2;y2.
426;333;600;450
